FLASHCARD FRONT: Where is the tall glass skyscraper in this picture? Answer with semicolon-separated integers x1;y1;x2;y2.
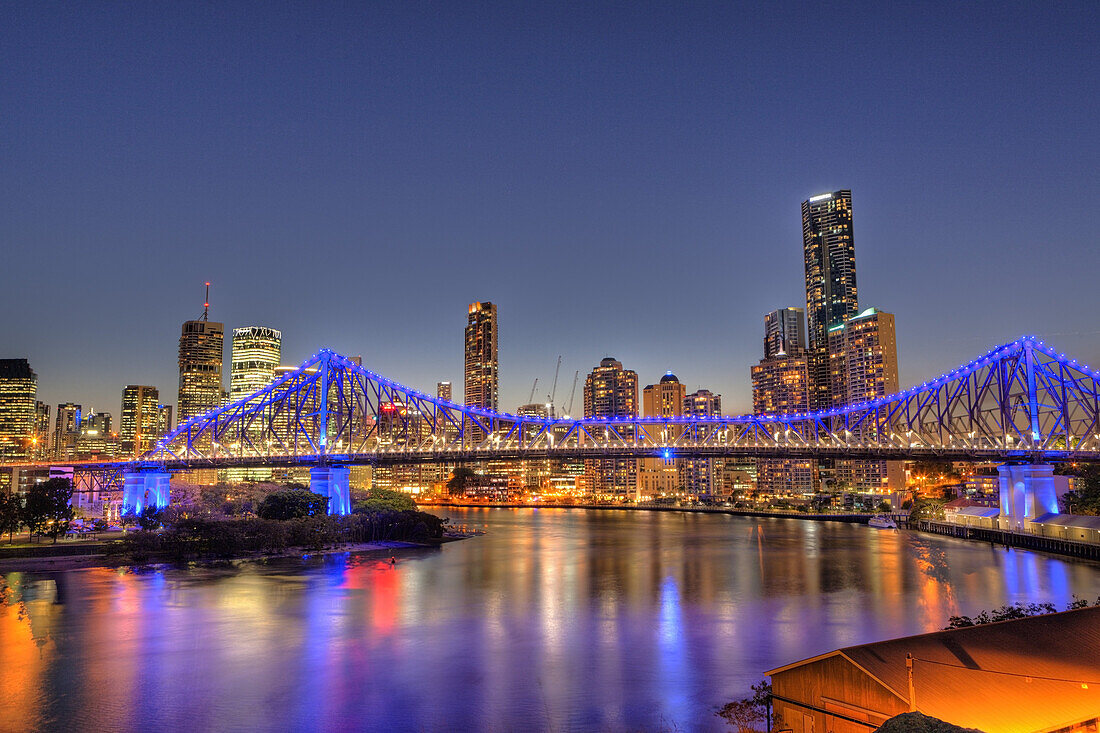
464;302;498;411
120;385;161;458
802;190;858;408
178;319;225;423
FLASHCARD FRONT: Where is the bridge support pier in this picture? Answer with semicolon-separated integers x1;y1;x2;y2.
997;463;1059;531
121;469;172;516
311;466;351;515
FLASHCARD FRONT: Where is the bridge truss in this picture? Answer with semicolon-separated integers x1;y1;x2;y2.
133;336;1100;470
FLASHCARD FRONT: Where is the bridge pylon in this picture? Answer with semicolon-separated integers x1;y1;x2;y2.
997;463;1060;531
310;465;352;515
122;468;172;516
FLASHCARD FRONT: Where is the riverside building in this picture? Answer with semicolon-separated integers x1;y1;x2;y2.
639;373;686;499
0;360;37;475
584;357;639;499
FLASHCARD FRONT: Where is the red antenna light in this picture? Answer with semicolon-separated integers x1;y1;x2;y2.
202;281;211;321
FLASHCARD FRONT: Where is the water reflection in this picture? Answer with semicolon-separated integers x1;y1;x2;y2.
3;509;1100;732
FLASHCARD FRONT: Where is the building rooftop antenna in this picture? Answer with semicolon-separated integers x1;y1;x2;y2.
201;281;210;321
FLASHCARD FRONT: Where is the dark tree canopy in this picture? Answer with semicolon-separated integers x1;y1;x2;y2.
23;477;75;542
354;487;416;514
257;488;329;520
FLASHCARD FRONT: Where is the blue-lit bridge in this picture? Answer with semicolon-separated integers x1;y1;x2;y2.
12;336;1100;523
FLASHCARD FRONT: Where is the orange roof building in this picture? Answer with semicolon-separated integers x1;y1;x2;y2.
766;606;1100;732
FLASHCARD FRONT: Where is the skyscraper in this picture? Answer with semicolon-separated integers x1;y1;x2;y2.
683;389;722;498
156;404;173;439
437;381;452;401
803;190;858;408
178;318;225;423
53;402;81;459
33;401;50;459
764;307;807;358
464;302;498;411
229;326;282;401
584;357;639;498
639;373;686;498
120;385;161;458
752;310;819;495
0;359;37;464
827;307;904;490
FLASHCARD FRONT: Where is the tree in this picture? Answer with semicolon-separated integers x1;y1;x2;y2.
446;466;479;496
1061;465;1100;515
717;680;771;732
257;488;329;520
354;487;416;513
136;504;165;531
0;492;23;542
22;478;75;543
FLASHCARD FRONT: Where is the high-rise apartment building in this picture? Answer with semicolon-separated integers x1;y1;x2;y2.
803;190;858;408
53;403;81;459
827;308;904;490
0;359;38;463
584;357;639;498
683;389;722;498
437;381;452;401
120;385;161;458
229;327;282;400
464;302;498;410
752;311;819;495
639;373;686;498
764;307;807;359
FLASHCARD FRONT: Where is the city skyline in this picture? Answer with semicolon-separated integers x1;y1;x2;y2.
3;3;1098;420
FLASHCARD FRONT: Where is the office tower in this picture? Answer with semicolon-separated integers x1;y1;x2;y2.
53;403;82;459
752;311;819;495
464;301;498;409
437;381;452;401
764;307;807;358
682;389;722;498
639;373;686;499
156;404;173;439
229;327;282;400
33;401;50;459
803;190;858;408
120;386;161;458
0;359;37;463
584;358;639;498
827;308;904;490
72;411;118;460
178;320;225;422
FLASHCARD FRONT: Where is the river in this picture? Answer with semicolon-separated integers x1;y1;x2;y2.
3;508;1100;732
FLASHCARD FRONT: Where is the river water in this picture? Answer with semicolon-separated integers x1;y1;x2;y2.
3;508;1100;732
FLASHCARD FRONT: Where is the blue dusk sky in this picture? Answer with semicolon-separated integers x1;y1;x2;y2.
2;1;1098;417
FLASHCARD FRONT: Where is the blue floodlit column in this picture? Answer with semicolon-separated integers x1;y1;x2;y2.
122;469;173;515
311;465;352;515
122;470;147;515
998;463;1058;530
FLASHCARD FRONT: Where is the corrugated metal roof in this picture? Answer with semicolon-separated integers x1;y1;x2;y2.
769;607;1100;733
1032;512;1100;531
953;506;1000;518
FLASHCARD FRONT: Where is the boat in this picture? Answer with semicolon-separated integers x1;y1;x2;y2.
868;515;898;529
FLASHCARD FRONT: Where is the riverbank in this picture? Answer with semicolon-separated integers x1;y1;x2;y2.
0;538;443;573
423;500;906;525
917;520;1100;561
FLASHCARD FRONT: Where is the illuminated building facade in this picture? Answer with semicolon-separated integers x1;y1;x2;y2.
682;389;722;498
752;316;819;494
584;357;639;498
638;373;686;498
229;326;282;400
464;302;498;411
764;307;806;358
120;385;161;458
156;404;173;439
0;359;38;464
437;381;452;401
827;307;904;490
178;319;225;422
52;403;81;459
803;190;858;408
33;401;50;459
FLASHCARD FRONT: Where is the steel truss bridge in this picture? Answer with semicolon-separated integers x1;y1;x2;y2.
6;335;1100;516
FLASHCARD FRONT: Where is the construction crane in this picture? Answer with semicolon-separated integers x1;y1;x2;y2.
547;355;562;416
527;378;539;405
565;370;580;417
